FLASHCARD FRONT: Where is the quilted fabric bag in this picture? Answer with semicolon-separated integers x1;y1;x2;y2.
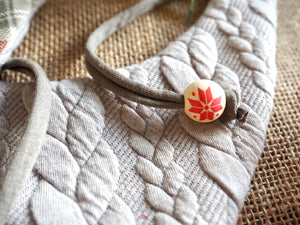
0;0;277;224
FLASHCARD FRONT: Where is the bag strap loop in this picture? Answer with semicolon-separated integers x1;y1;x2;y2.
0;58;52;224
85;0;184;108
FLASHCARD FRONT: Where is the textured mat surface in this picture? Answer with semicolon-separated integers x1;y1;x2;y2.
1;0;299;224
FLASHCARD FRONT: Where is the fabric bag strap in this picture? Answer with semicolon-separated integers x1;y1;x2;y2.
85;0;185;108
0;58;52;224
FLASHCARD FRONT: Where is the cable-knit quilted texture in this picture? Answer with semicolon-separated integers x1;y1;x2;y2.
1;0;277;224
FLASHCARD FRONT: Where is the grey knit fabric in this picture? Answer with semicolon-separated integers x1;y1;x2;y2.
0;58;51;224
0;0;277;224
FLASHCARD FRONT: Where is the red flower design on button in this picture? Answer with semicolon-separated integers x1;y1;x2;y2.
188;86;223;121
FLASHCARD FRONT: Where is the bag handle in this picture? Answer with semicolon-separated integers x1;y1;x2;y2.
85;0;184;108
0;58;52;224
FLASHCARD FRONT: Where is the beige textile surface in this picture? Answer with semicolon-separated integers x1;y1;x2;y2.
1;0;299;224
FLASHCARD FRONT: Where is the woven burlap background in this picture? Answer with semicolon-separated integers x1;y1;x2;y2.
1;0;299;224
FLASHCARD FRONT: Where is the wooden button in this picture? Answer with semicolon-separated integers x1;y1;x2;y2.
184;80;226;123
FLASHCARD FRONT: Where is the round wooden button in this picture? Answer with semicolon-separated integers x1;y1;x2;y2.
184;80;226;123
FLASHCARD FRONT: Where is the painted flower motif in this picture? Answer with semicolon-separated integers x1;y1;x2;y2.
188;86;223;121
